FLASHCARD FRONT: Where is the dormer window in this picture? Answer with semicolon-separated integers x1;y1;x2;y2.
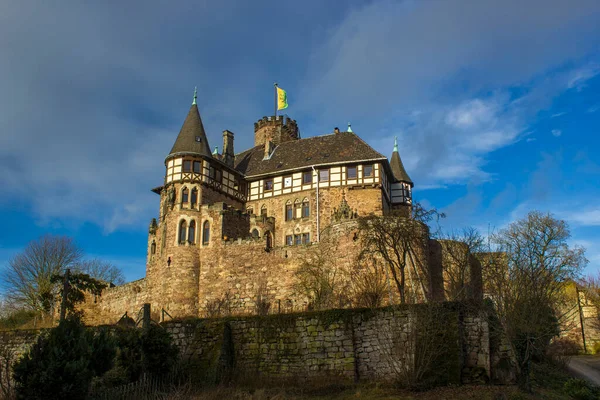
195;136;202;142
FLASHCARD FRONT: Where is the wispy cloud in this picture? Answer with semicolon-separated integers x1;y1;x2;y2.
562;209;600;227
551;111;567;118
552;129;562;137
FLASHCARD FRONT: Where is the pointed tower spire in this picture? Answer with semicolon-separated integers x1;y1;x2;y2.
347;122;353;133
166;90;212;161
192;87;197;105
389;136;413;185
212;146;219;155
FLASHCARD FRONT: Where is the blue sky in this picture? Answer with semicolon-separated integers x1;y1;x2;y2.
0;0;599;283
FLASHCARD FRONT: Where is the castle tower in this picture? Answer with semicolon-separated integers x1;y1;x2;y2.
390;137;413;211
254;115;299;147
145;89;246;318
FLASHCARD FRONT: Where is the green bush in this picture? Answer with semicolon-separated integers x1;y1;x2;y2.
563;378;600;400
13;318;97;400
141;324;179;377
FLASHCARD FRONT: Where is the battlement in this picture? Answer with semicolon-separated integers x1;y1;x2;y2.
254;115;299;146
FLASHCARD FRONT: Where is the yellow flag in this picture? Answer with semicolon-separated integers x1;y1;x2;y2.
277;86;288;110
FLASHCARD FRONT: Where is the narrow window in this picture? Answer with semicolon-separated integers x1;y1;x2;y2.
179;220;187;244
294;234;302;246
183;160;192;173
294;200;302;219
202;221;210;245
182;187;189;204
261;205;268;217
190;188;198;207
363;165;373;177
188;220;196;244
252;229;260;238
265;231;273;250
347;166;357;179
283;176;292;188
247;207;254;215
302;199;310;218
285;203;293;221
209;166;216;180
302;233;310;244
264;179;273;191
215;169;222;183
319;169;329;182
150;241;156;254
193;161;201;174
303;171;312;184
286;235;293;246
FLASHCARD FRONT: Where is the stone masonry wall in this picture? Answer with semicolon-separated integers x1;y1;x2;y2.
164;304;506;385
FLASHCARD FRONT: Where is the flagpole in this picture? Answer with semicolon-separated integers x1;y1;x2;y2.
274;82;278;117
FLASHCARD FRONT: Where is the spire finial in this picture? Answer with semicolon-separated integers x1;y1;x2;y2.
393;136;398;152
347;122;353;133
192;87;197;105
212;146;219;155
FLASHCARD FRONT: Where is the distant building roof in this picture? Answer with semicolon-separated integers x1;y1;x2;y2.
234;131;388;178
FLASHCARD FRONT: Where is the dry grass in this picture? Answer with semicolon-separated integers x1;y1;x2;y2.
163;383;572;400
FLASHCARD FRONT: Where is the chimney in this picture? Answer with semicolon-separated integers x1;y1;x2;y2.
263;138;275;160
222;130;235;167
334;127;340;134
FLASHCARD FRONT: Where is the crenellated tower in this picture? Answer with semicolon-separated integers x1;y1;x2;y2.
253;115;299;147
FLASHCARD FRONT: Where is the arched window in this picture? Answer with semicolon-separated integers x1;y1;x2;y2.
191;188;198;207
202;221;210;245
179;220;187;244
252;229;260;238
182;187;189;204
260;204;267;217
150;240;156;255
188;220;196;244
302;198;310;218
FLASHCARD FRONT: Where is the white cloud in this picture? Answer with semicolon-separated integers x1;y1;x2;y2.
551;112;567;118
563;209;600;226
567;64;600;90
552;129;562;137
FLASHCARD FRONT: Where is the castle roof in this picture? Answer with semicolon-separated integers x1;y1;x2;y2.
234;132;387;178
390;149;413;186
166;103;212;162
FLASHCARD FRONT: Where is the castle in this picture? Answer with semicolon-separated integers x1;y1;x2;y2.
81;91;479;325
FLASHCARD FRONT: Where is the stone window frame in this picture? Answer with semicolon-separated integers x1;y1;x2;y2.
285;235;293;246
294;198;302;219
188;220;196;244
150;240;156;255
181;186;189;205
260;204;268;217
294;234;302;246
202;220;210;245
190;187;198;207
251;228;260;238
178;219;187;245
247;207;254;215
302;232;310;244
301;198;310;218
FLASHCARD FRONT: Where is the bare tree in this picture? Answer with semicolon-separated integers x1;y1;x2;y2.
294;231;350;310
487;211;587;391
77;258;125;285
440;227;485;301
357;203;444;304
349;259;388;308
1;235;83;314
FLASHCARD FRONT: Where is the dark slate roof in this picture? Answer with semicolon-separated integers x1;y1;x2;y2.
166;104;212;161
234;132;388;177
390;150;413;185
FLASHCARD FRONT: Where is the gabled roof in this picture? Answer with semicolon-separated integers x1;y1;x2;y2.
390;149;413;186
234;131;387;178
166;104;212;162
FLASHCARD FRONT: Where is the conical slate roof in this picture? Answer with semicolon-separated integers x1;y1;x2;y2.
166;103;212;161
390;138;412;186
